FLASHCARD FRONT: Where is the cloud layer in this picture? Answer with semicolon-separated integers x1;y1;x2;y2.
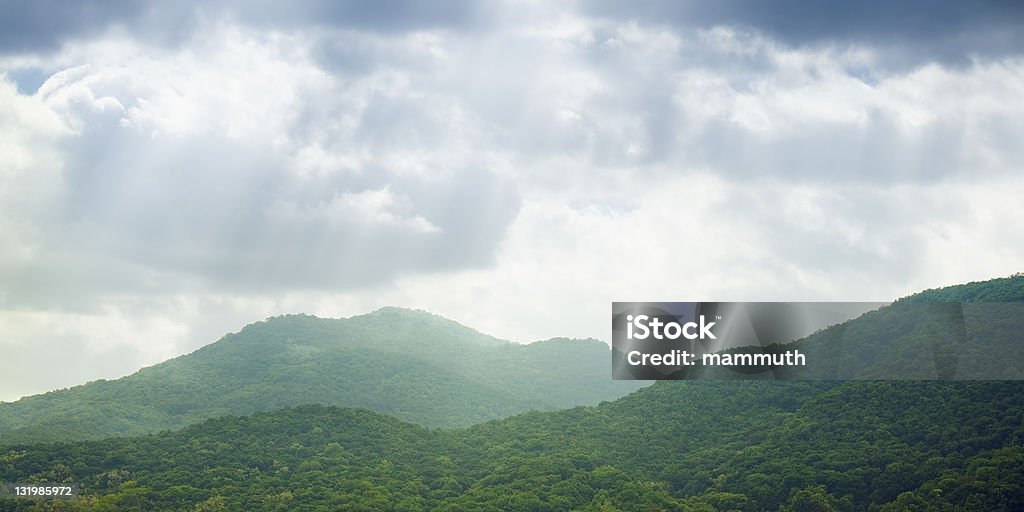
2;1;1023;400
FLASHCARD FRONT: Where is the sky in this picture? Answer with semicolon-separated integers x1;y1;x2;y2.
2;0;1024;401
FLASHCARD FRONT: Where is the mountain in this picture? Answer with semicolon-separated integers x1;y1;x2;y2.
2;275;1023;511
2;380;1021;511
902;274;1024;302
615;274;1024;380
0;307;644;444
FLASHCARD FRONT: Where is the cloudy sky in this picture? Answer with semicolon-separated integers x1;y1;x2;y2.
2;0;1023;401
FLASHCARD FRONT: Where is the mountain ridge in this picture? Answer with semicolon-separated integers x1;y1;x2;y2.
613;274;1024;380
1;276;1023;510
0;307;641;444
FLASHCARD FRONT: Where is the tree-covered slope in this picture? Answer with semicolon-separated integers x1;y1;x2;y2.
668;274;1024;380
3;276;1023;510
901;273;1024;302
2;381;1022;511
0;308;643;444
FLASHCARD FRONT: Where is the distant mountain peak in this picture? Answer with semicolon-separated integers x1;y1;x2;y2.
0;304;643;444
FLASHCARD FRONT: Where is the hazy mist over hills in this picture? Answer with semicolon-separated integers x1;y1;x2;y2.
4;273;1022;509
0;307;643;445
3;274;1021;447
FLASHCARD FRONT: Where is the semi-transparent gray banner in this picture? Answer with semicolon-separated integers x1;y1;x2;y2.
612;302;1024;380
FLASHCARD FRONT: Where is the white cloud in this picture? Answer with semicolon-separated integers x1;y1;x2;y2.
1;10;1023;399
272;187;441;234
336;172;1024;345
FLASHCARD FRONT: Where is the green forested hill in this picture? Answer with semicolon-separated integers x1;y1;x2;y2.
2;276;1023;511
0;308;643;444
671;274;1024;380
2;381;1022;511
900;273;1024;302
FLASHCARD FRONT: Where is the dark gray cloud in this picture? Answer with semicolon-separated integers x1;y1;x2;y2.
5;0;1022;70
0;0;481;56
229;0;482;33
583;0;1024;67
0;0;192;54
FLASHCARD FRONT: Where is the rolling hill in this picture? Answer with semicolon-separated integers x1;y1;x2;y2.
2;275;1022;511
0;307;644;444
613;274;1024;380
